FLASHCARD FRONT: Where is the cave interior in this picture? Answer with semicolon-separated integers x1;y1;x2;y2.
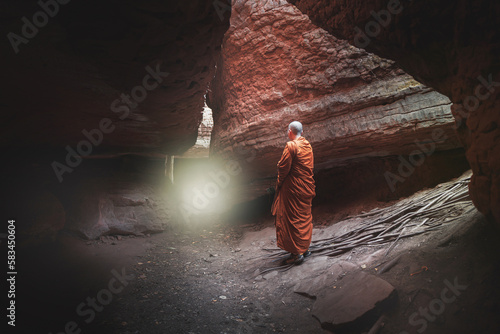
1;0;500;333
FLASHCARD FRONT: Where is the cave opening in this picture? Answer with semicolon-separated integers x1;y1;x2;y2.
165;101;213;184
2;0;500;333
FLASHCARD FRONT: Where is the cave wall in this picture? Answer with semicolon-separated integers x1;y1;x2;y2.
1;0;231;242
3;153;173;244
207;0;466;203
1;0;230;156
286;0;500;221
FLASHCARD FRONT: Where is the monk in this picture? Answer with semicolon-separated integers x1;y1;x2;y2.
271;121;315;265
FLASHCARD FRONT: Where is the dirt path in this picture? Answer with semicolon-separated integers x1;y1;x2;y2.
77;207;499;334
16;177;500;334
88;220;325;334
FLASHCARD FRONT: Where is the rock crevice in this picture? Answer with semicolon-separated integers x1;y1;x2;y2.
287;0;500;221
208;0;464;202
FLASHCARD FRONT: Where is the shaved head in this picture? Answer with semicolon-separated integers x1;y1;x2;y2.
288;121;303;136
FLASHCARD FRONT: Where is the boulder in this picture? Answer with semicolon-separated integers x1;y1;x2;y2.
64;175;168;240
311;270;396;333
293;260;358;299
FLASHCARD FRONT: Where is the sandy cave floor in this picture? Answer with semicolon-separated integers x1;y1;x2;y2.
16;178;500;334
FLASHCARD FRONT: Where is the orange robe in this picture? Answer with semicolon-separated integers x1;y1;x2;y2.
271;136;315;254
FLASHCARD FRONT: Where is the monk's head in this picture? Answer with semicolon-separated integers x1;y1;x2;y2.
288;121;303;140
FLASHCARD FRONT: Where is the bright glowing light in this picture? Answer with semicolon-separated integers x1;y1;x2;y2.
165;101;247;226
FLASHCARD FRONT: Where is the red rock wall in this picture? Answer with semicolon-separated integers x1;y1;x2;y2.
208;0;464;202
287;0;500;222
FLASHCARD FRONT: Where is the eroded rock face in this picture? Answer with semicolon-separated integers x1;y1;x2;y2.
65;179;168;240
57;156;171;240
286;0;500;221
207;0;464;202
3;151;171;242
1;0;229;242
1;0;230;156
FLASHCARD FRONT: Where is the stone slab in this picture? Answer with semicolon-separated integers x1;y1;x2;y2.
312;271;396;332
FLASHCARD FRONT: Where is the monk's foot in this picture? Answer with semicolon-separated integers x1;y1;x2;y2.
282;253;304;265
303;250;311;258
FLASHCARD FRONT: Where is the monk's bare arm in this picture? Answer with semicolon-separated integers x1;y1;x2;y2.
276;145;293;189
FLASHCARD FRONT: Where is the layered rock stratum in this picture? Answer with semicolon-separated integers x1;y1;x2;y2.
208;0;464;202
287;0;500;221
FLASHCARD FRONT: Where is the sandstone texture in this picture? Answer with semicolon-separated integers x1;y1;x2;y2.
311;271;396;333
178;105;213;158
292;260;396;333
65;180;168;240
208;0;463;202
287;0;500;221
